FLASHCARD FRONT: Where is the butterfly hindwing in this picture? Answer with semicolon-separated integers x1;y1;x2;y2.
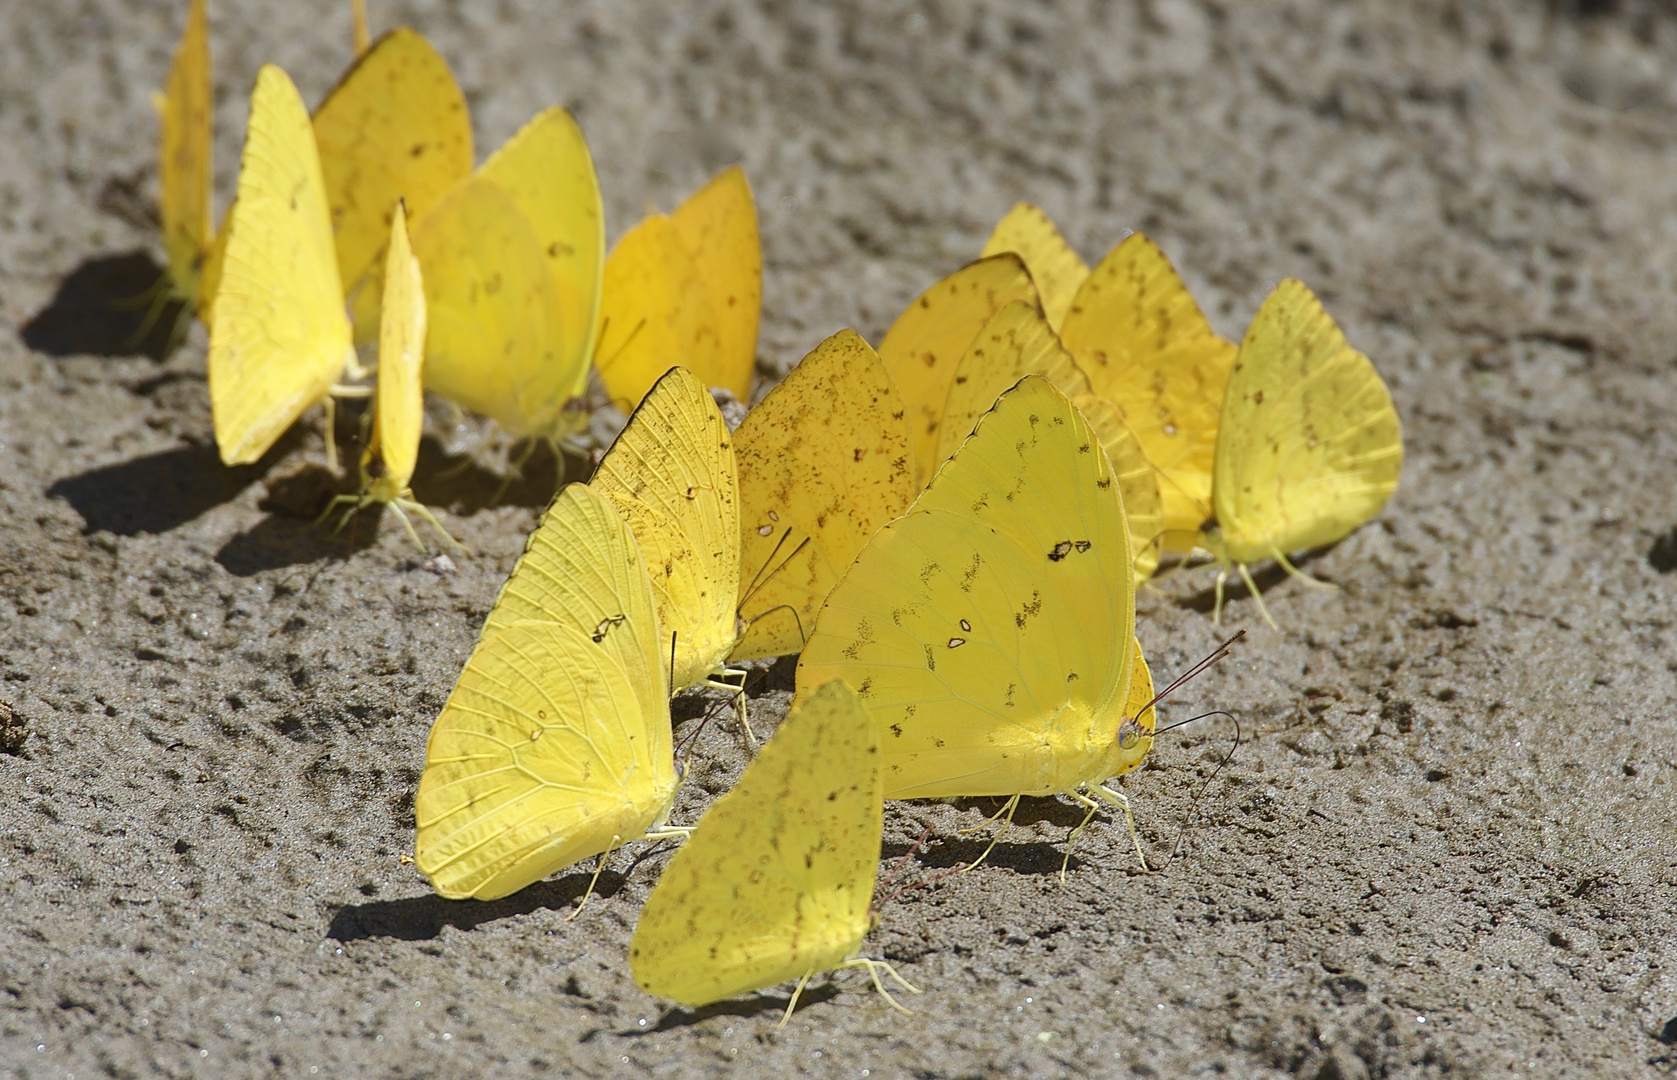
208;65;351;466
591;367;741;691
979;203;1088;332
668;165;761;401
313;27;473;341
1059;233;1236;546
156;0;212;308
878;254;1040;489
798;376;1142;800
414;484;673;900
630;679;879;1006
732;330;916;661
1211;279;1403;563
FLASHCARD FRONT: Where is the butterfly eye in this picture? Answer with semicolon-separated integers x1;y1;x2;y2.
1117;720;1144;749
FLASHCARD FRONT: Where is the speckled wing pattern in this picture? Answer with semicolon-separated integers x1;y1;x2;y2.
410;175;565;440
476;107;606;413
979;203;1089;332
629;679;879;1006
155;0;211;307
797;376;1146;800
932;298;1093;468
934;300;1164;578
877;254;1039;488
1073;395;1165;580
313;27;473;341
1210;279;1403;563
208;65;351;466
1059;233;1237;548
732;330;916;661
669;165;761;401
595;215;721;411
414;484;674;901
366;202;425;496
591;367;741;691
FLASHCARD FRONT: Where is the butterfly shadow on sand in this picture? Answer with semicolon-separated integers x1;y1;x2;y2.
325;868;627;943
897;797;1097;877
1171;544;1335;619
22;252;186;362
214;465;382;576
624;985;845;1034
48;428;301;537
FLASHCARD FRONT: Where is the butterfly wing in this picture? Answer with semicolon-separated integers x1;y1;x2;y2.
475;107;606;415
1073;395;1165;579
932;299;1093;469
312;27;473;340
208;65;351;466
979;203;1088;332
595;215;721;411
411;176;568;440
368;201;425;494
1211;279;1403;563
798;376;1142;799
415;485;673;901
877;254;1039;488
732;330;916;661
591;367;741;690
1059;233;1237;548
156;0;211;306
630;679;879;1006
669;165;761;401
476;484;670;720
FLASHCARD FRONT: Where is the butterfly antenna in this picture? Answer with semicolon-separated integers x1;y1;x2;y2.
592;314;648;374
1131;629;1245;729
738;528;810;609
674;691;742;762
873;825;934;901
1154;710;1242;868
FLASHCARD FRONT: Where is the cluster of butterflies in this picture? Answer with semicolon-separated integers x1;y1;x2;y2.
152;0;759;546
148;2;1405;1021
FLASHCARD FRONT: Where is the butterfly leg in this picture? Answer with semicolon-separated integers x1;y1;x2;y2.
564;834;621;922
841;957;919;1015
1212;565;1229;624
778;970;816;1028
957;794;1020;873
1089;783;1151;873
705;667;755;747
1061;790;1105;884
387;502;428;554
399;497;468;555
318;492;373;535
490;439;542;505
1273;548;1337;591
1236;562;1278;629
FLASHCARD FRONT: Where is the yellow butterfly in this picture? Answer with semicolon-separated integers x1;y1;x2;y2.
151;0;212;327
320;202;460;551
411;107;605;451
932;299;1165;578
731;329;917;661
630;678;916;1020
595;166;761;410
979;202;1089;332
590;366;744;697
796;375;1158;869
414;483;680;901
208;65;363;468
876;253;1039;489
1058;232;1238;555
312;25;474;342
1198;279;1403;624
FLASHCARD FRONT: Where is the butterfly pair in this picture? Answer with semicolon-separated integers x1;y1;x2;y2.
884;203;1405;623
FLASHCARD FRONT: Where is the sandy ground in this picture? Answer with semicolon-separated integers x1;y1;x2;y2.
3;1;1677;1076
